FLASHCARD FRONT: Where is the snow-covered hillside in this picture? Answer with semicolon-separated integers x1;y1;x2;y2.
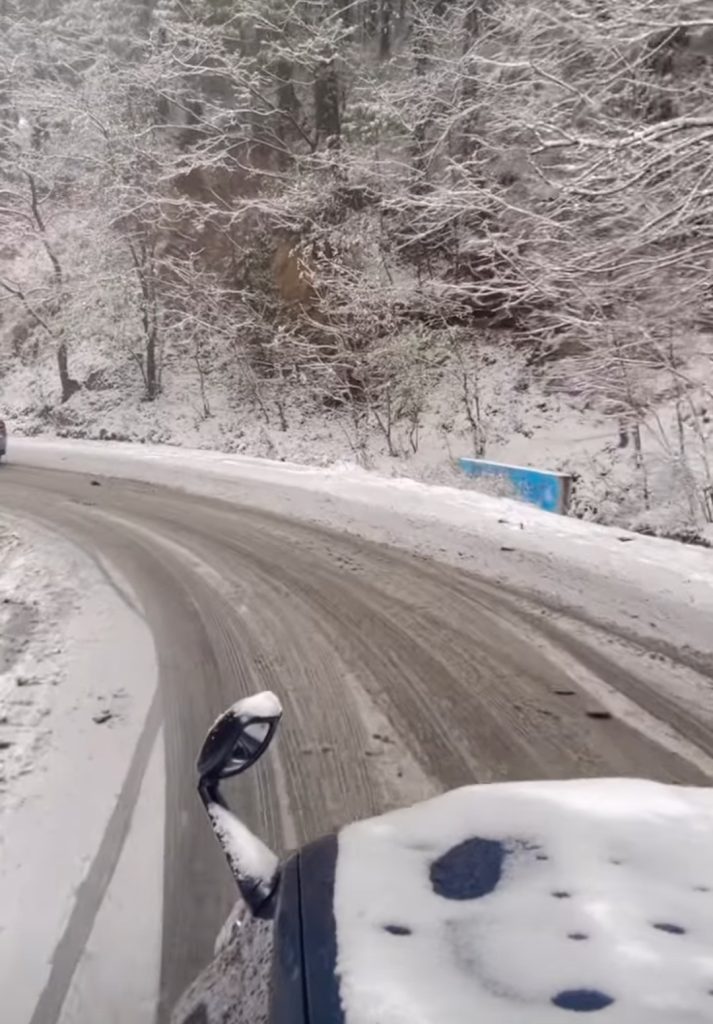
2;2;713;543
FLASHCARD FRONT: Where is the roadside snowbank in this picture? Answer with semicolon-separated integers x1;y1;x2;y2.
0;524;72;806
10;436;713;663
0;516;160;1024
335;777;713;1024
7;337;710;539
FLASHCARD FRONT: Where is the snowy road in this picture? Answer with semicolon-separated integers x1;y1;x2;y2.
3;459;713;1021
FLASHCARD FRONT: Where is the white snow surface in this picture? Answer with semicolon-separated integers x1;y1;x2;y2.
334;778;713;1024
0;523;70;803
230;690;283;721
0;516;159;1024
57;733;165;1024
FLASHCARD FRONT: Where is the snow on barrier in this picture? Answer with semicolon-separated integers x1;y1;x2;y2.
458;458;572;515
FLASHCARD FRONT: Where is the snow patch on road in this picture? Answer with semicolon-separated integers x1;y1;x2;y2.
335;778;713;1024
0;516;158;1024
0;521;82;809
57;731;165;1024
342;669;437;810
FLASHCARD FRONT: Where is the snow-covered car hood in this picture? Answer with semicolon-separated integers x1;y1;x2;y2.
334;778;713;1023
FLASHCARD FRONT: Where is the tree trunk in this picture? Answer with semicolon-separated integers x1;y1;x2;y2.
57;342;80;403
411;7;433;180
379;0;392;59
411;118;429;185
314;56;341;147
275;58;301;164
146;331;158;400
127;235;160;401
338;0;353;26
458;3;481;159
365;0;378;39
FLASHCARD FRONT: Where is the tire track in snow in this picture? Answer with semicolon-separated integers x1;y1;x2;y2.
27;690;162;1024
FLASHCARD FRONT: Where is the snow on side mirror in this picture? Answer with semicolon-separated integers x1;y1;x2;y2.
197;691;283;918
197;691;282;782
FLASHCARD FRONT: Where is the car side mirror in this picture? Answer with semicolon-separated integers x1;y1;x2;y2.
197;692;283;918
198;692;282;781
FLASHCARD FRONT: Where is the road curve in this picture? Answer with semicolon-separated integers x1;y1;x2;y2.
2;463;712;1020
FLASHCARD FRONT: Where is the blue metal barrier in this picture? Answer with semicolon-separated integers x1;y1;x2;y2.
458;458;572;514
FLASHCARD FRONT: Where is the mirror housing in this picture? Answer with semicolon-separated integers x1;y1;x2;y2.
198;691;282;781
197;691;283;918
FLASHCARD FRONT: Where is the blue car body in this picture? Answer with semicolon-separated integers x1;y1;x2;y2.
271;836;341;1024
